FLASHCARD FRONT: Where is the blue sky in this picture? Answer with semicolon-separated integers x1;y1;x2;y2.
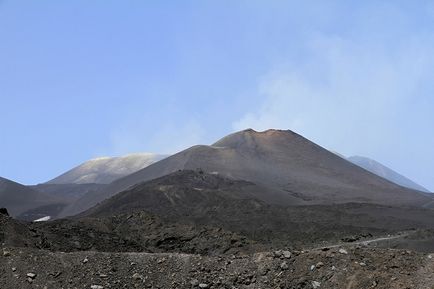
0;1;433;190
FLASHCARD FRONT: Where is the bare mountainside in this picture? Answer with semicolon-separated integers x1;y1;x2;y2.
3;171;434;289
30;183;106;201
81;170;434;248
3;170;434;288
4;204;434;289
47;153;167;184
23;183;107;221
61;129;431;217
82;170;280;218
0;177;67;220
348;156;430;192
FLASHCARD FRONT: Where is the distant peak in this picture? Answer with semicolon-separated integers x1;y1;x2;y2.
124;152;159;157
348;156;378;164
348;155;371;160
88;152;159;162
89;156;111;161
239;128;301;139
241;128;293;134
47;152;166;185
212;128;301;148
242;128;257;133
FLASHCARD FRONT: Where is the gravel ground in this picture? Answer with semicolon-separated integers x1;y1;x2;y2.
2;245;434;289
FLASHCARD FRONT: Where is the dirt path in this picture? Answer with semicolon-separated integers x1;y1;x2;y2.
2;245;431;289
311;232;411;251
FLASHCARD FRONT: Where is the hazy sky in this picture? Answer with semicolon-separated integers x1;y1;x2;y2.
1;1;433;190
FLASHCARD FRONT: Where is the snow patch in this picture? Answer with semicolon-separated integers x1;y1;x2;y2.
33;216;51;222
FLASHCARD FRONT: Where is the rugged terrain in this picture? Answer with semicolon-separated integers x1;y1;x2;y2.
3;169;434;288
79;170;434;248
3;206;434;289
3;245;434;289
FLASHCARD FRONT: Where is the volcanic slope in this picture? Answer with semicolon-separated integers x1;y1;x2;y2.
61;129;431;217
31;183;106;201
47;153;167;184
348;156;430;192
0;177;67;220
83;169;271;218
18;183;107;221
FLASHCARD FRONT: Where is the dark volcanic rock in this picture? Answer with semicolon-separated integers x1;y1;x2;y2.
2;174;434;288
4;210;259;255
77;170;434;249
1;247;434;289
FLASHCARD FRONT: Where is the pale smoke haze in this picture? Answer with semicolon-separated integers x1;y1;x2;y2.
233;27;434;191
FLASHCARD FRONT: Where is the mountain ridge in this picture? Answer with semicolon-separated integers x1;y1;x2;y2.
47;153;168;184
0;176;67;219
60;129;430;217
348;155;430;193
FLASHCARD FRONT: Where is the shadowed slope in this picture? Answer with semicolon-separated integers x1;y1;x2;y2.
0;177;67;219
83;169;278;218
81;170;434;249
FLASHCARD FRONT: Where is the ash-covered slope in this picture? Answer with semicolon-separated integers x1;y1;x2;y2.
348;156;430;193
61;129;430;217
19;183;107;220
0;177;67;219
30;183;106;202
82;170;434;249
83;169;286;219
47;153;167;184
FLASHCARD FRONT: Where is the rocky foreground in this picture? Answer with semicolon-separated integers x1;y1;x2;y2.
2;204;434;288
2;245;434;289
